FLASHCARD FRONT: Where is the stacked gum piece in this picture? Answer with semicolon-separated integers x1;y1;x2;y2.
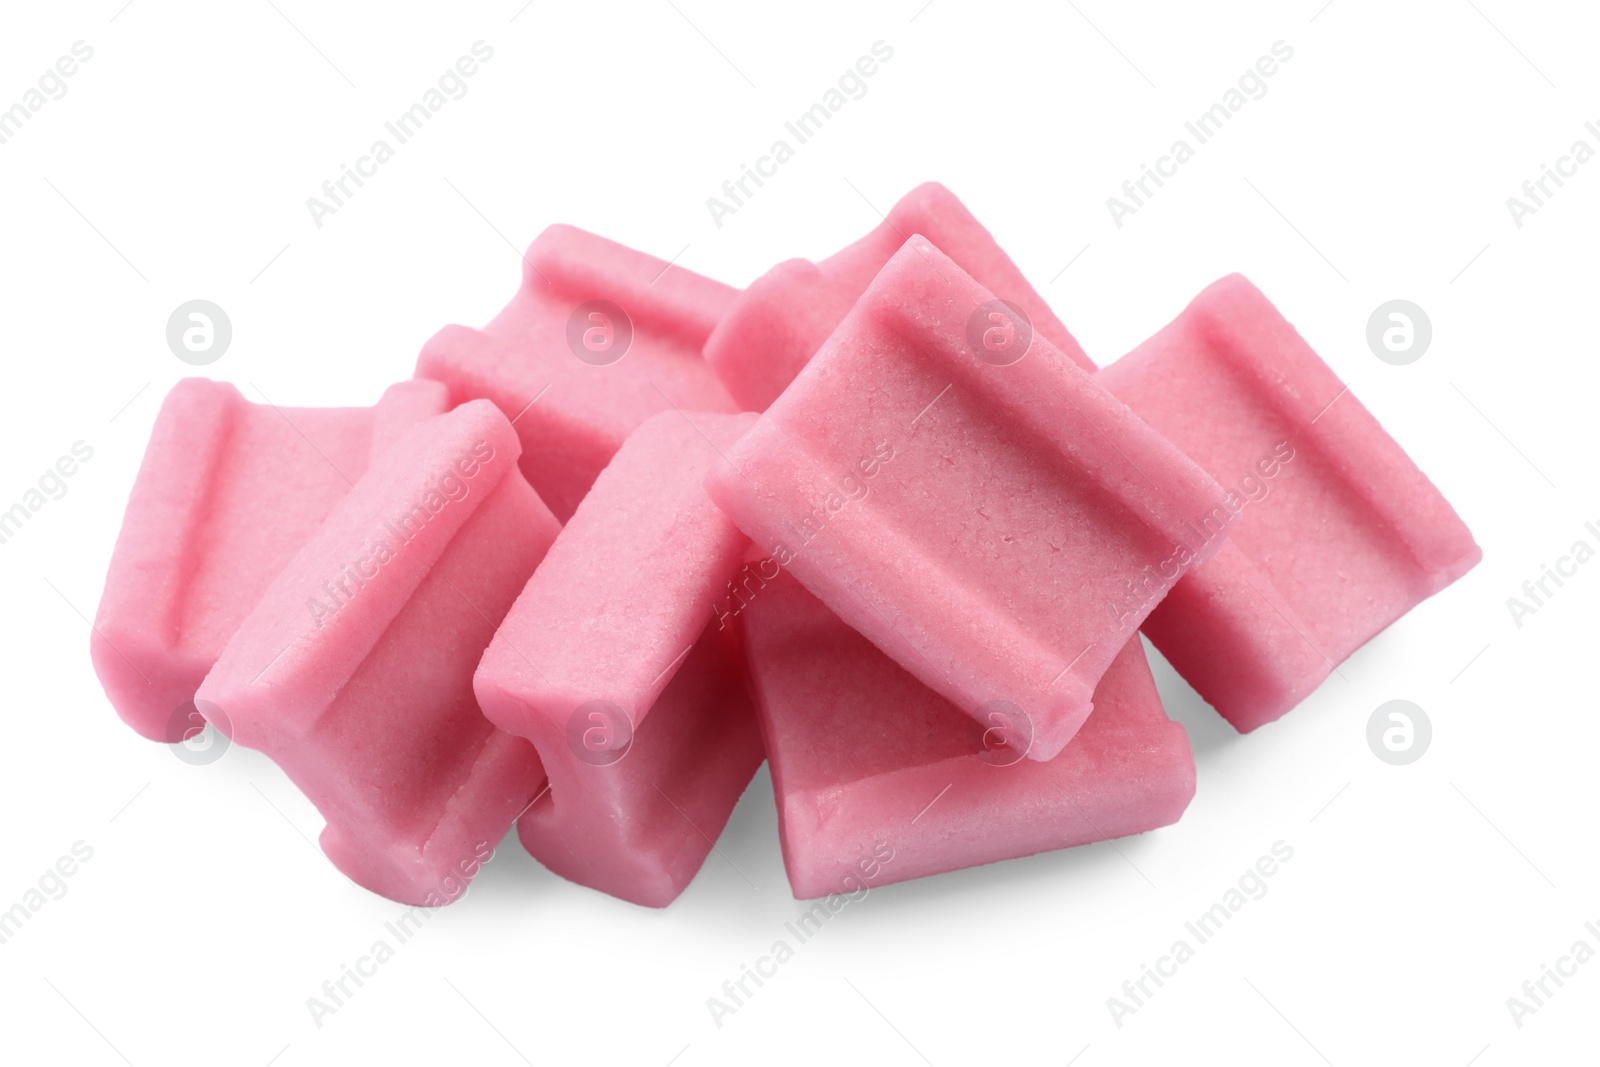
475;411;763;907
197;401;559;904
1098;275;1481;730
416;224;739;520
704;182;1095;409
92;378;448;741
708;237;1233;761
741;571;1194;898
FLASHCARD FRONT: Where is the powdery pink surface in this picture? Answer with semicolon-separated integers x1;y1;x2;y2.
703;182;1094;411
707;236;1233;761
415;224;739;521
741;571;1194;898
91;378;448;742
476;411;764;908
1097;274;1482;731
196;400;560;906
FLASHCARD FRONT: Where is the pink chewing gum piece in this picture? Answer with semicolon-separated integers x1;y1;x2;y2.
706;236;1234;762
1097;275;1481;731
740;570;1194;898
195;400;560;905
415;223;740;521
703;182;1093;410
475;410;764;908
92;378;449;742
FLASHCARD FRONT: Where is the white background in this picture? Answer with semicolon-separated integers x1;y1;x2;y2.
1;1;1595;1064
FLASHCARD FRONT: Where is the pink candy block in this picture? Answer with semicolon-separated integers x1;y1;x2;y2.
196;400;559;905
707;236;1233;761
415;224;740;521
703;182;1093;410
742;571;1194;898
1097;275;1481;731
92;378;449;742
475;411;764;908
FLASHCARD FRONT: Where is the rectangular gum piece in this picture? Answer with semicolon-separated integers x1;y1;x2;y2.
415;224;740;521
706;236;1235;761
740;570;1195;898
195;399;561;905
1097;275;1482;730
475;410;764;907
703;182;1094;410
91;378;449;742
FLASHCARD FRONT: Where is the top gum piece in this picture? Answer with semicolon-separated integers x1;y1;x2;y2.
415;223;740;521
706;236;1236;762
703;182;1094;411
